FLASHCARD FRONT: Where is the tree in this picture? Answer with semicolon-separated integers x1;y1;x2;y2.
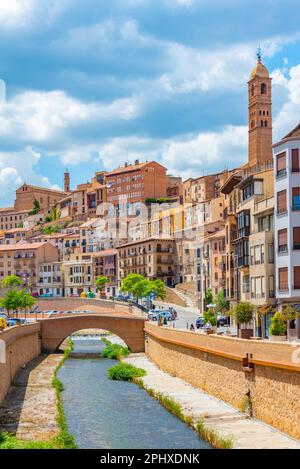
233;302;254;327
95;276;109;292
1;275;22;289
204;308;217;326
51;205;60;221
149;279;166;301
270;311;287;337
0;290;21;316
214;290;229;314
29;199;40;215
18;289;36;316
204;288;213;307
121;274;144;295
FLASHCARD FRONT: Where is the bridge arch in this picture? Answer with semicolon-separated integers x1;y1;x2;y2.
39;314;146;353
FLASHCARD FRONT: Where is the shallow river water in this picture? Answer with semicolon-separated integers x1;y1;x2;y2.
57;337;210;449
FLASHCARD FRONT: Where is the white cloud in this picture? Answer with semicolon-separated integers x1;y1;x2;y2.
161;125;248;178
273;65;300;140
0;89;140;144
0;147;61;200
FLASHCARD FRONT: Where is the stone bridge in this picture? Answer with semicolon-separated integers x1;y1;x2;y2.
36;297;139;316
39;314;147;353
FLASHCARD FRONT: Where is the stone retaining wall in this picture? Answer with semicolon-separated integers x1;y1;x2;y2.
145;323;300;440
0;324;41;403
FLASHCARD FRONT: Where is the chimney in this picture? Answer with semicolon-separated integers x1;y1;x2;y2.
64;169;70;192
135;159;139;165
125;162;128;167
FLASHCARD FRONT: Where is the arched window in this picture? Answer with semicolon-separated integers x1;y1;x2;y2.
261;120;264;127
264;120;267;127
261;83;267;94
251;84;254;96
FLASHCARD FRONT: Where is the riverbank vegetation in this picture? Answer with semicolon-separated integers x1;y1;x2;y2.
0;338;77;449
135;379;233;449
108;362;146;381
101;338;130;360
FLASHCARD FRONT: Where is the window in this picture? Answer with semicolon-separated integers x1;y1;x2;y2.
261;83;267;94
276;152;286;178
278;229;288;253
277;190;287;215
292;149;299;173
292;187;300;210
254;245;261;264
278;267;288;291
294;267;300;290
268;244;274;263
269;275;275;298
293;227;300;250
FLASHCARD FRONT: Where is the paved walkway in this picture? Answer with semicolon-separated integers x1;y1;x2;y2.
0;354;61;441
124;354;300;449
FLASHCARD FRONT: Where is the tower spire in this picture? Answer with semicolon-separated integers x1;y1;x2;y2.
257;45;262;63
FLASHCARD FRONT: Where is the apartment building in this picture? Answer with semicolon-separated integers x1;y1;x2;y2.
63;254;94;296
273;123;300;339
37;262;63;297
93;249;118;297
0;208;28;231
59;171;106;222
117;238;175;287
106;160;167;213
0;242;59;293
0;227;30;245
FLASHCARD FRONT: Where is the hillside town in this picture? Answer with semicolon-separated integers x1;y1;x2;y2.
0;55;300;342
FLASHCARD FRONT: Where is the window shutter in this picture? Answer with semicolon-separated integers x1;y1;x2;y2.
278;228;287;246
292;149;299;172
277;190;287;214
294;266;300;289
293;227;300;245
279;267;288;290
276;152;286;173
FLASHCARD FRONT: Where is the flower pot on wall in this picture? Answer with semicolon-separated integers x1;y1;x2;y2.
239;328;253;339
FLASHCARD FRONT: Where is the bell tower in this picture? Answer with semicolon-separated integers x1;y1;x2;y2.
64;169;70;192
248;50;272;166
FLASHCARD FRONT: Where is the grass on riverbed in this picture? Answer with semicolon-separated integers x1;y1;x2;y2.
134;379;233;450
196;419;234;449
0;337;77;450
107;362;146;381
101;338;130;360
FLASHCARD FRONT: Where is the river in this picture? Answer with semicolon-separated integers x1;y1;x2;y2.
57;336;210;449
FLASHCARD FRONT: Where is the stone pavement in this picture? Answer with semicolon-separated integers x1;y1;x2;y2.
124;354;300;449
0;354;61;441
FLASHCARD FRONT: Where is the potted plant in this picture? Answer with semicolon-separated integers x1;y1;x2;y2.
233;302;254;339
269;311;287;341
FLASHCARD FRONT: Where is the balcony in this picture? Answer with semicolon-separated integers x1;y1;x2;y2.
276;168;287;179
278;284;289;292
278;245;288;254
277;207;287;216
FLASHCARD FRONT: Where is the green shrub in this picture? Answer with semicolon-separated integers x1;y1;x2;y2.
107;362;146;381
270;311;287;336
234;302;254;326
203;308;217;326
101;339;130;360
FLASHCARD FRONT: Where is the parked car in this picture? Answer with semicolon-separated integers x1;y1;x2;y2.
114;294;130;302
10;318;27;325
217;315;230;327
196;317;205;329
149;310;173;321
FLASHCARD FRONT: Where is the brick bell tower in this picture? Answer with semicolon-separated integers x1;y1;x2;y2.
248;50;272;166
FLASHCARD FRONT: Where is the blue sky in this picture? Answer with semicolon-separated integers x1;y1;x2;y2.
1;0;300;205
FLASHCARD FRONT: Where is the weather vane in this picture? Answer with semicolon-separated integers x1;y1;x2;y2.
257;45;262;62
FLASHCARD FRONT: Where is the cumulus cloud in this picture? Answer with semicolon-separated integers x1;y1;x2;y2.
0;147;61;201
0;89;140;144
273;65;300;140
161;125;248;178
